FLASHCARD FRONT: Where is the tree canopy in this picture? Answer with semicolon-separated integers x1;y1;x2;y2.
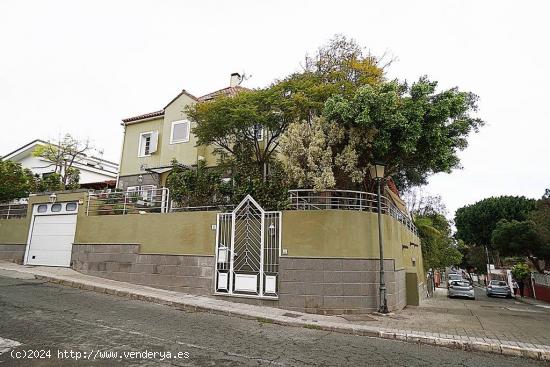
320;78;483;190
454;196;536;247
33;134;88;189
0;160;35;202
414;213;463;270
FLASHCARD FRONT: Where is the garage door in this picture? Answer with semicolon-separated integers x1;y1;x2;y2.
25;202;78;267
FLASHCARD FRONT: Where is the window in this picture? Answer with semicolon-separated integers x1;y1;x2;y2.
66;203;77;211
37;204;47;213
51;204;62;212
138;131;158;157
249;124;263;141
170;120;190;144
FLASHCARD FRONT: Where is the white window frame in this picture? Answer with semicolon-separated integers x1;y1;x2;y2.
170;120;190;144
249;124;264;141
138;131;154;157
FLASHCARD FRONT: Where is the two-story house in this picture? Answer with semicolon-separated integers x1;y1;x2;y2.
117;73;249;191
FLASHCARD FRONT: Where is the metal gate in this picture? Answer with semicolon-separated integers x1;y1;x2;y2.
215;195;281;298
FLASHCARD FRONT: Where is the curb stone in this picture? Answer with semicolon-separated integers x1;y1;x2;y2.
4;270;548;361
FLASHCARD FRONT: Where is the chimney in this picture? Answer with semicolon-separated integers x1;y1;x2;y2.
230;72;241;87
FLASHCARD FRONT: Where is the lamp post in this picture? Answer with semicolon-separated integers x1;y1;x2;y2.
369;162;388;314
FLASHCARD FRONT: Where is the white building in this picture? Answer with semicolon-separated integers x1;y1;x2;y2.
2;140;119;188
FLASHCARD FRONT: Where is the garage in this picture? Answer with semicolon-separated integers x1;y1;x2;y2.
24;202;79;267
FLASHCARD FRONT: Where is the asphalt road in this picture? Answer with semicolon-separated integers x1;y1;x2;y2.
0;274;547;367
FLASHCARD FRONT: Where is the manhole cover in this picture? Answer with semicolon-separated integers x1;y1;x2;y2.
282;312;302;318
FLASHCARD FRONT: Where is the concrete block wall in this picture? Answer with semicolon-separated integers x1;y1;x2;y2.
71;244;214;295
0;244;26;264
278;257;405;314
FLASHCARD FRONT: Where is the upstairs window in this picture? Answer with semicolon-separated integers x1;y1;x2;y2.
170;120;190;144
249;124;263;141
138;131;158;157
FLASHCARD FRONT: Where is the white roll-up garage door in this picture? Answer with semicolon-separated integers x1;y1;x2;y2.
25;202;78;267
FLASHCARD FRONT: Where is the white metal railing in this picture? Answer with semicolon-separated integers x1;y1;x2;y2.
0;202;28;219
170;203;235;212
86;188;170;216
288;189;418;235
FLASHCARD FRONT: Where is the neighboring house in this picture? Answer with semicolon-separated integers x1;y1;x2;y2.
2;139;119;189
117;73;249;191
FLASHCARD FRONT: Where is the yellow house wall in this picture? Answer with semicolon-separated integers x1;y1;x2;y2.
282;210;423;279
75;211;218;255
119;118;164;176
0;191;424;283
159;93;200;167
0;218;28;244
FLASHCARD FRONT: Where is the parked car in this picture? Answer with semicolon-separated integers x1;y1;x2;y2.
486;280;512;298
448;280;475;299
447;273;464;288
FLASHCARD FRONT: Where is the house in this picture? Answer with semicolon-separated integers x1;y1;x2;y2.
2;139;119;189
117;73;248;191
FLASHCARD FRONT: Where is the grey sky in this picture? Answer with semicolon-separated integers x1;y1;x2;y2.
1;0;548;215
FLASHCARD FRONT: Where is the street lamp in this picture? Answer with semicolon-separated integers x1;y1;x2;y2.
369;162;388;314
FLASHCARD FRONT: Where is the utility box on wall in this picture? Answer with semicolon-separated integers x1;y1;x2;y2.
406;272;420;306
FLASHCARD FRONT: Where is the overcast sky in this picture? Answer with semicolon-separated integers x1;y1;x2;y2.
1;0;548;216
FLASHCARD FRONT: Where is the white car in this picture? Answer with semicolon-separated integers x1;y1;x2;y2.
447;273;464;288
448;280;475;299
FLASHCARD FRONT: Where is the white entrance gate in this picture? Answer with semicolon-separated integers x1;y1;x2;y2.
24;202;79;267
215;195;281;298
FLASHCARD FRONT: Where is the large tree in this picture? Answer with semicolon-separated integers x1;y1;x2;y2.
455;196;536;247
188;35;387;182
0;160;35;202
316;78;483;191
491;219;548;272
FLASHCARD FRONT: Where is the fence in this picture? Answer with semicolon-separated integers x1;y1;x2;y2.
0;203;28;219
86;188;170;215
288;189;417;235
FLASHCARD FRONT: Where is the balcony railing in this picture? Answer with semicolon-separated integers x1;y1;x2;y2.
288;189;418;235
0;202;28;219
86;188;170;216
170;203;235;212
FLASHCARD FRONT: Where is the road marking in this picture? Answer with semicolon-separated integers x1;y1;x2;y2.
535;304;550;309
505;307;542;313
0;337;21;355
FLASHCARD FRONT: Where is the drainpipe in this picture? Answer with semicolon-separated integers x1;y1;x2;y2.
115;123;127;189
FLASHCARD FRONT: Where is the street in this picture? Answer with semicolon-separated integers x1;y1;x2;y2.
0;274;547;366
365;285;550;348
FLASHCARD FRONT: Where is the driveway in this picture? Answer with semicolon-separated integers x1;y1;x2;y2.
364;286;550;347
1;274;546;366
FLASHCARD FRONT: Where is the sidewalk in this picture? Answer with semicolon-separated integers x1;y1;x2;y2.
1;261;549;361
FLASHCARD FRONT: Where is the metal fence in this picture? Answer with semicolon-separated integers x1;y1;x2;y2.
0;202;28;219
170;203;234;212
86;188;170;216
533;272;550;288
288;189;417;235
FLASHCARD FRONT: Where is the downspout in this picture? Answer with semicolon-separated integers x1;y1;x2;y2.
115;123;127;189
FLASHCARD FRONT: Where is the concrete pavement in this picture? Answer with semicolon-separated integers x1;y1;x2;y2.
1;261;549;361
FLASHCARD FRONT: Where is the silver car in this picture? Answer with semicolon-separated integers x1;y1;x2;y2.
447;273;465;288
448;280;475;299
486;280;512;298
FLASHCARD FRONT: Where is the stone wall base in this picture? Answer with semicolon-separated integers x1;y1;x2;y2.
278;257;406;314
0;244;26;264
70;246;411;315
71;244;214;296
